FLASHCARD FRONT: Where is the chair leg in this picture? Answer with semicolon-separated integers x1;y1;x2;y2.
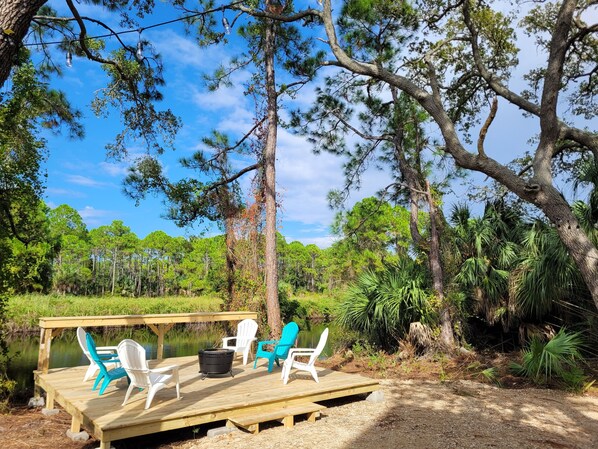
242;348;250;366
145;385;164;409
92;373;103;391
309;366;319;383
253;357;259;369
83;364;98;382
98;377;111;395
267;357;275;373
122;382;136;406
282;363;291;385
174;370;181;400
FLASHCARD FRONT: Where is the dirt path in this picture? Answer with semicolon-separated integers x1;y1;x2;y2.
2;378;597;449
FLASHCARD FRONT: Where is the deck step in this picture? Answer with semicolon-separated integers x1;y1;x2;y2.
226;402;326;434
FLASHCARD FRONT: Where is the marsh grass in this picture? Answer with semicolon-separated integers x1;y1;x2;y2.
6;292;337;333
6;294;223;331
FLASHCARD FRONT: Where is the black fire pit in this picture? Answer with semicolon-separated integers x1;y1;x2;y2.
198;348;235;379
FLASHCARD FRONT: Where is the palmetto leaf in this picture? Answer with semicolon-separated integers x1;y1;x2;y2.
514;329;585;387
336;262;431;349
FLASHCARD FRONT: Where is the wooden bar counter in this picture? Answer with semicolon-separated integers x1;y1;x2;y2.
37;311;258;374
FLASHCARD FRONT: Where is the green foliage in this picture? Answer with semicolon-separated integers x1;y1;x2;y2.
0;291;15;410
337;261;432;350
511;221;588;319
278;282;307;323
450;201;522;327
510;329;588;390
6;294;222;330
328;198;417;283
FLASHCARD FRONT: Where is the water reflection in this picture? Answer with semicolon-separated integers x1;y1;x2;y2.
7;322;333;392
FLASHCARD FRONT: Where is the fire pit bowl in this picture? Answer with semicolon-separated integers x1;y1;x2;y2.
198;348;235;379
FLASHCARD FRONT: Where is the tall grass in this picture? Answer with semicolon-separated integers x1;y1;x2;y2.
7;292;338;333
6;294;223;331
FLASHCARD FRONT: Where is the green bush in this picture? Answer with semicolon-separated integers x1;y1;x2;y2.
336;262;432;350
510;328;588;391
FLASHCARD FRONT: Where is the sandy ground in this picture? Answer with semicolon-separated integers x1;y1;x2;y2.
1;378;597;449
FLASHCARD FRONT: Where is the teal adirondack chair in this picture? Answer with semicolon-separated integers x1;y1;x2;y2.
253;322;299;372
86;333;129;395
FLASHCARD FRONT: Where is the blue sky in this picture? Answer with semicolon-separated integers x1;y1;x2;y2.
37;1;593;248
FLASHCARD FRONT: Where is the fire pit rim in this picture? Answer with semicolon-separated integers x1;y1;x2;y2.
198;348;235;379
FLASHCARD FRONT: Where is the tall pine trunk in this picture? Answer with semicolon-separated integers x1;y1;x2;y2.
263;16;282;338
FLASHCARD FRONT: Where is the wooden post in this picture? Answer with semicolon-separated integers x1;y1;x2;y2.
46;390;55;410
307;410;319;422
148;323;174;360
70;415;81;433
37;328;53;374
282;415;294;428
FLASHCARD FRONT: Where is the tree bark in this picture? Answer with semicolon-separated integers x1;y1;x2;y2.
426;181;455;349
111;248;117;295
224;213;237;308
390;89;455;349
0;1;46;89
263;17;282;338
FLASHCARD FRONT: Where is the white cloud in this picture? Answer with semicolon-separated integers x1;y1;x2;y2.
150;29;230;71
46;188;86;198
287;235;338;249
78;206;114;226
276;127;393;228
188;69;252;111
66;175;111;188
100;161;130;177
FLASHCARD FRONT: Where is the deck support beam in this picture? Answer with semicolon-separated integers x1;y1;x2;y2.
148;323;175;360
46;390;55;409
70;415;81;433
35;328;64;395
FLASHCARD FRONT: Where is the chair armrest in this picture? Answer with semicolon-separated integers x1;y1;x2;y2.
96;346;118;353
222;337;236;345
97;354;119;362
150;365;178;374
257;340;278;351
287;348;316;357
275;342;293;351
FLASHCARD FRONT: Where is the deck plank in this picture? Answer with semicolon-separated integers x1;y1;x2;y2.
35;355;379;446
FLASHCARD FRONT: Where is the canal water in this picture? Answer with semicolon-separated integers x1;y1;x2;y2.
7;322;333;393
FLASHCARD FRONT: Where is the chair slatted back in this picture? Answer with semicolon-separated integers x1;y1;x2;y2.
117;339;152;388
308;328;329;365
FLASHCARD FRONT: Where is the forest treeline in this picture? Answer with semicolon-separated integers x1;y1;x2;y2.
3;198;410;298
4;195;598;353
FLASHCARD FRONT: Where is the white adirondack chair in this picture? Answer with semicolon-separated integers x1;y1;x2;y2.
281;327;329;385
222;318;258;365
117;339;181;410
76;327;119;382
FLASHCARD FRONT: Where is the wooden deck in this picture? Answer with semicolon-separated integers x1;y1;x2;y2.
35;355;379;448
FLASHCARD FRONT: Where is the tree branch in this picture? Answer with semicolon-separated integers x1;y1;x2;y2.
477;97;497;158
204;163;261;193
